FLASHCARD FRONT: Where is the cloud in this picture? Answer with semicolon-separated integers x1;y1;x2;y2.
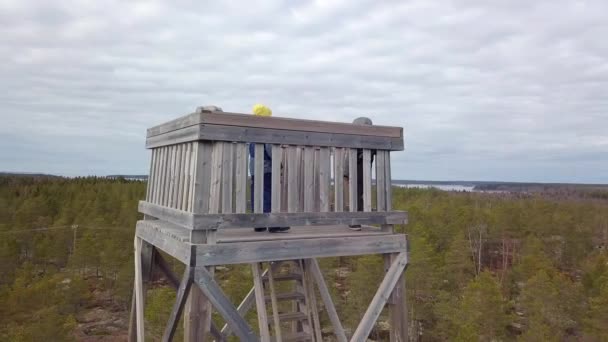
0;0;606;183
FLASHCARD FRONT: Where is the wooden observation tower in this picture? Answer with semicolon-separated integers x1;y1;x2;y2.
129;107;408;341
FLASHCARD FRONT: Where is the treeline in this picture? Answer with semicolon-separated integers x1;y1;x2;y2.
1;176;607;340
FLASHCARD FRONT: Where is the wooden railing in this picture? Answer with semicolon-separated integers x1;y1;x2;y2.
139;109;407;234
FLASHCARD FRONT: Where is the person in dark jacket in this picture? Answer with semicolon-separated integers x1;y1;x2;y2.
249;104;290;233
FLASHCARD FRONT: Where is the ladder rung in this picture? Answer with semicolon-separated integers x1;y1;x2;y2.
272;332;312;342
263;273;302;282
271;312;308;323
265;292;305;302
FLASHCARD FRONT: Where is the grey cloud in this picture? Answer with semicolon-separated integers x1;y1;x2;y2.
0;0;606;183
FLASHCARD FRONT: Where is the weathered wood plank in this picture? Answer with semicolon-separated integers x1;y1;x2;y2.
191;210;408;230
318;147;330;212
362;149;372;212
193;142;212;215
222;142;234;214
182;143;192;211
334;148;344;212
303;263;322;342
146;124;405;151
160;146;169;206
303;147;314;212
313;148;320;212
385;151;392;211
147;111;402;138
152;148;162;204
253;144;264;213
168;145;177;208
133;237;146;342
386;253;407;342
138;201;195;229
252;263;271;342
135;222;190;264
208;142;223;215
271;145;282;213
196;234;407;265
162;267;194;342
350;252;408;342
376;150;386;211
306;259;347;342
146;149;155;201
177;144;187;210
235;143;248;213
348;148;358;212
287;146;299;212
193;267;259;342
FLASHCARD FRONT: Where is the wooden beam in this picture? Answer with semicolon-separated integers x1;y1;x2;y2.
135;222;190;264
138;201;195;229
306;259;347;342
267;266;283;342
385;253;407;342
350;252;408;341
133;237;146;342
154;250;180;289
162;267;194;342
252;263;271;341
196;235;407;266
193;267;259;342
146;124;405;151
147;111;403;138
191;211;408;230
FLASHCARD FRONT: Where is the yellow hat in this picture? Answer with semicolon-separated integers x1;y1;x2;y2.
252;104;272;117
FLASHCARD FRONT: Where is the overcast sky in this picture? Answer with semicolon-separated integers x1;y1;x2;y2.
1;0;607;183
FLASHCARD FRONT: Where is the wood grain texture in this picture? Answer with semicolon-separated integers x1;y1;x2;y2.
190;210;408;230
147;111;402;138
195;234;407;265
287;146;299;212
333;148;344;212
193;267;259;341
385;151;392;211
318;148;330;213
162;267;194;342
350;252;408;342
193;142;212;215
303;147;315;212
376;150;386;211
252;263;271;341
222;142;234;214
133;237;146;342
208;142;223;215
146;124;404;151
386;253;407;342
362;149;372;212
348;149;357;212
135;222;190;264
235;143;248;214
266;266;283;342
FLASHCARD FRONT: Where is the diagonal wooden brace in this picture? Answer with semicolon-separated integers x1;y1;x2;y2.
350;251;408;341
162;267;194;342
194;267;260;342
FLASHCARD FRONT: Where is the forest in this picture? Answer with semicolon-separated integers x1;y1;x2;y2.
1;175;607;341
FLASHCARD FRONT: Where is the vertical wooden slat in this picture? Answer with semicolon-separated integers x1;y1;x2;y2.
182;143;191;211
271;145;282;213
319;147;330;212
385;151;392;211
281;147;288;212
235;143;248;214
222;142;234;214
313;148;320;212
298;147;304;212
254;144;264;214
175;144;185;210
334;148;344;212
363;149;372;212
348;148;358;212
153;148;162;204
193;142;211;214
146;149;155;201
159;147;169;206
167;145;176;208
303;147;315;212
208;142;223;215
376;150;386;211
287;146;299;212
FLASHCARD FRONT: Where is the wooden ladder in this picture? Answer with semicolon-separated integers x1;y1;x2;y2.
252;260;323;342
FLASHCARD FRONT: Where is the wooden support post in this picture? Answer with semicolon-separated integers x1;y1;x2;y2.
302;262;322;342
351;252;408;341
386;253;407;342
252;263;271;341
132;237;146;342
